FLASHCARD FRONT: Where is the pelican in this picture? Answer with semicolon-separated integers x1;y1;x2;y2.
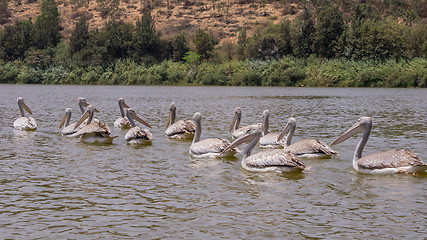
222;125;306;173
73;105;116;144
331;117;426;174
229;107;259;139
14;97;37;131
77;97;88;114
259;110;286;148
166;103;195;139
124;108;154;145
58;108;81;136
276;118;337;159
190;112;238;158
114;98;131;129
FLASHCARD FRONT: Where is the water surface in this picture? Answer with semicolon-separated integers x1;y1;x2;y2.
0;85;426;239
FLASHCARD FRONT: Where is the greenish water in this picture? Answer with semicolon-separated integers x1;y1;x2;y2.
0;85;426;238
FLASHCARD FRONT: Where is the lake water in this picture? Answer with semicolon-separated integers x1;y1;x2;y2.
0;85;426;239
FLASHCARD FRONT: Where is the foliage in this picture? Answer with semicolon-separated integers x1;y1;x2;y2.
172;32;190;62
0;0;10;24
193;29;217;61
32;0;61;49
0;20;33;61
133;10;161;62
69;16;89;55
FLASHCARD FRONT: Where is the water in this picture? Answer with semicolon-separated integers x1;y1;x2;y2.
0;85;426;239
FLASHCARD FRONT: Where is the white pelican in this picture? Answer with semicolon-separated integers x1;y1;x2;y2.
331;117;426;174
58;108;81;136
190;112;238;158
114;98;131;129
229;107;259;139
77;97;88;114
73;105;116;144
14;97;37;131
166;103;195;139
222;124;306;173
124;108;154;145
277;118;337;159
259;110;286;148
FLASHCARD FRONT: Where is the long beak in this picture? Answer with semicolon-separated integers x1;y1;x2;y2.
122;102;130;108
277;123;291;142
222;131;252;154
59;112;67;128
74;110;89;130
229;112;237;132
331;122;363;146
131;112;152;128
166;110;172;127
22;102;33;115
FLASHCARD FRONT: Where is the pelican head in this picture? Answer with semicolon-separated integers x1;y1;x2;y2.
59;108;72;129
331;117;372;146
17;97;33;116
78;97;89;114
74;105;99;129
229;107;242;132
277;117;296;143
125;108;152;128
222;123;262;155
167;103;177;127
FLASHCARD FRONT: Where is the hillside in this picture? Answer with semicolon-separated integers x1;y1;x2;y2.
4;0;301;44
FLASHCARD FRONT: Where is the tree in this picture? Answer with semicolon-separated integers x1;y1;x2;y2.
313;5;344;58
0;20;33;60
172;32;190;62
193;29;217;61
278;20;292;56
294;7;315;58
32;0;61;49
133;10;161;62
0;0;10;24
236;26;247;60
69;16;89;55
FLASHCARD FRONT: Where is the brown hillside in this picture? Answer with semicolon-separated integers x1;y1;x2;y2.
4;0;301;44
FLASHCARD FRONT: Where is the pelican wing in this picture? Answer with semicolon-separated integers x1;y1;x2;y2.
114;117;131;129
286;139;337;155
75;122;110;137
125;126;154;141
14;117;37;131
190;138;233;155
259;133;285;147
245;149;306;169
166;120;195;136
358;150;426;170
232;124;258;139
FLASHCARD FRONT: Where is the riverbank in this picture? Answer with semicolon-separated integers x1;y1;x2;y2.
1;57;426;88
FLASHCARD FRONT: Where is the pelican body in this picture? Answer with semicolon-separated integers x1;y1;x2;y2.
190;112;238;158
259;110;286;148
229;107;259;140
124;108;154;145
331;117;426;174
74;105;116;144
277;118;337;159
114;98;131;129
166;103;195;139
59;108;82;136
14;97;37;131
223;125;306;173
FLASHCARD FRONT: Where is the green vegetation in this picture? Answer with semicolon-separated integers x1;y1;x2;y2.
0;0;426;87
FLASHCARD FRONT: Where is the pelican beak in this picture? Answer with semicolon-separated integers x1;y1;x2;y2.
331;122;363;146
59;112;67;128
222;130;252;154
22;101;33;115
74;110;89;130
277;122;291;142
122;102;130;108
167;110;172;127
229;112;238;132
81;101;89;107
131;111;152;128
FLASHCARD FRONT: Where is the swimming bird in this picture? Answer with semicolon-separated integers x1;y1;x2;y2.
114;98;131;129
222;124;306;173
166;103;195;139
58;108;81;136
259;110;286;148
13;97;37;131
77;97;88;114
73;105;116;144
229;107;259;140
124;108;154;145
190;112;238;158
276;118;337;159
331;117;426;174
